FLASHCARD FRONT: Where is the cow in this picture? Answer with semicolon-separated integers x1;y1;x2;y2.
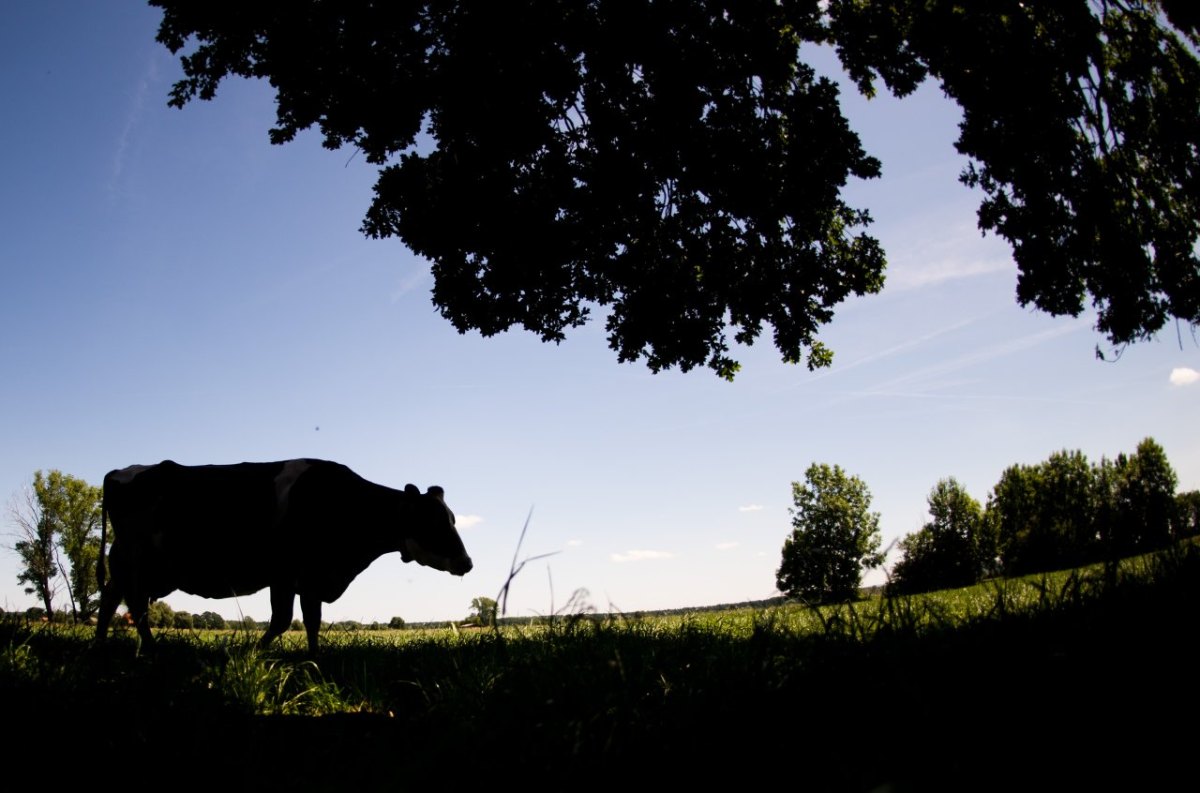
94;459;472;653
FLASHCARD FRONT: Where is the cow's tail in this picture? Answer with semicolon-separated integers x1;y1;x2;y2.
97;481;108;592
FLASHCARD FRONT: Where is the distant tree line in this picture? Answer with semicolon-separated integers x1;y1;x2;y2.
777;437;1196;603
892;437;1191;595
142;600;411;632
0;599;414;632
11;438;1193;620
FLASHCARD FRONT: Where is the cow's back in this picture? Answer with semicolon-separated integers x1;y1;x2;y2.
105;460;297;599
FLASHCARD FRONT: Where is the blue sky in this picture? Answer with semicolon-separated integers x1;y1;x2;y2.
2;3;1197;624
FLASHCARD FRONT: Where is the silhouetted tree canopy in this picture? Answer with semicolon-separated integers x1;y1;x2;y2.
1096;437;1179;555
991;450;1098;575
150;1;1200;377
1176;490;1200;538
889;477;993;596
989;437;1180;576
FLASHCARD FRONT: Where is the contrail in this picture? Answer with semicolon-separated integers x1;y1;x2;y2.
109;52;159;199
869;319;1089;393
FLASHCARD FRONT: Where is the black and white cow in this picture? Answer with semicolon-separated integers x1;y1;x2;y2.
95;459;472;652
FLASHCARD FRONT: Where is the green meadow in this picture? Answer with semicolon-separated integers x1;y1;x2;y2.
4;548;1195;791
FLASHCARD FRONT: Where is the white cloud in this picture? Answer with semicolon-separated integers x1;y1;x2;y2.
566;539;584;547
1169;367;1199;386
610;549;674;563
457;515;484;529
715;542;740;551
738;504;764;512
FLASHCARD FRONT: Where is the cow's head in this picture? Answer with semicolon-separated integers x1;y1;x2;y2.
400;484;473;576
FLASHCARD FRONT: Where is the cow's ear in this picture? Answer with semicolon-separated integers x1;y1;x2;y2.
404;484;420;496
428;486;445;501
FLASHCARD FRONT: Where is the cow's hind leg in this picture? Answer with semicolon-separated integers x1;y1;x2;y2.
95;540;127;643
260;586;295;649
125;591;154;650
95;579;121;642
300;591;323;655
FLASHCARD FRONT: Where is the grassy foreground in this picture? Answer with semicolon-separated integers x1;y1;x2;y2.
3;549;1197;791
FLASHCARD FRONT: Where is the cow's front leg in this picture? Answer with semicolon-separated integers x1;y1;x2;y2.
260;586;295;648
300;591;322;654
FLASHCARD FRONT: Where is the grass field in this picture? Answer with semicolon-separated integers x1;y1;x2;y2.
3;548;1196;791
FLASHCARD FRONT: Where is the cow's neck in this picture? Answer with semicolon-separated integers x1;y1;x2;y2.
356;484;409;560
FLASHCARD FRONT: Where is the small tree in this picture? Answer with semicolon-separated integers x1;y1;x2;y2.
33;471;103;622
8;471;103;622
1175;491;1200;539
1113;438;1179;553
195;611;226;630
991;451;1097;576
776;463;884;604
10;486;58;618
388;616;406;630
467;596;498;627
148;600;176;629
889;478;988;596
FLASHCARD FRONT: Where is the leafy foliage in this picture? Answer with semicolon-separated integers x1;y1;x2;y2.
33;471;103;621
193;611;227;630
467;596;498;627
148;1;1199;376
989;437;1180;576
9;471;102;621
152;0;884;379
1176;490;1200;539
1096;437;1179;555
148;600;176;629
990;450;1098;575
831;0;1200;352
776;463;884;603
889;477;993;595
12;504;57;617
